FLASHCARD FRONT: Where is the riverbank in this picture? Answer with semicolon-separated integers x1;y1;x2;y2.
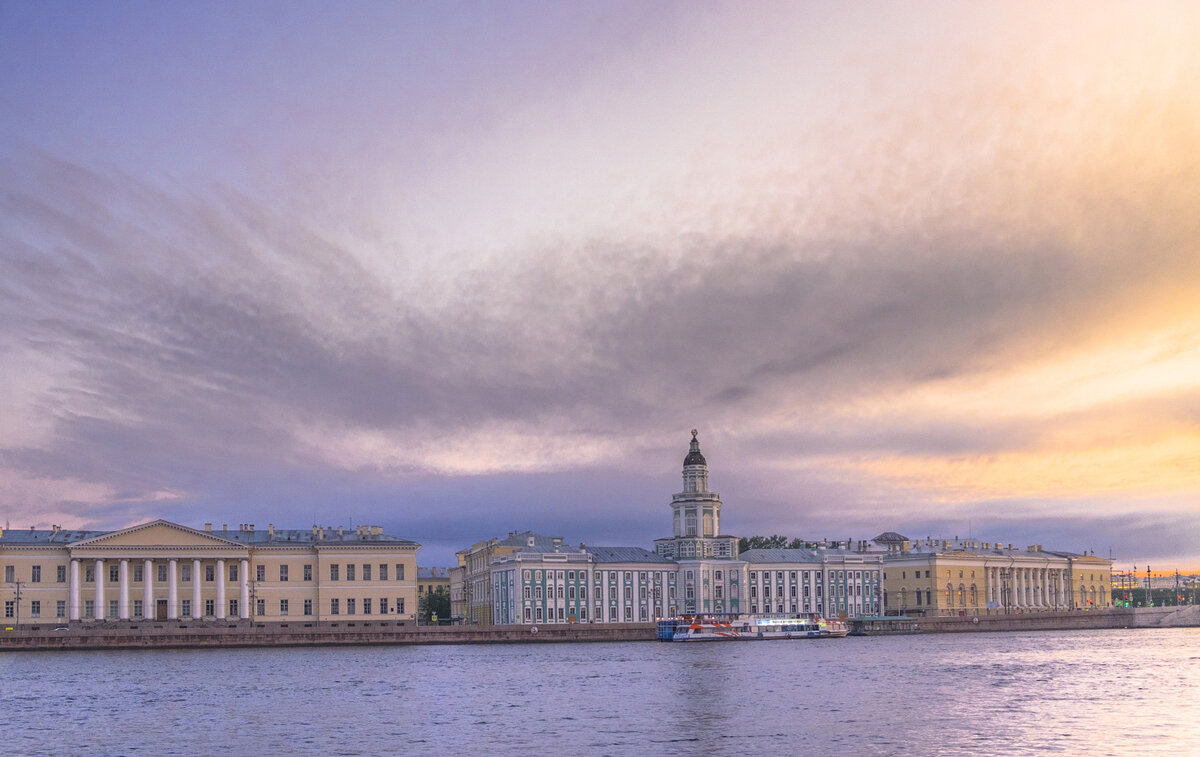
3;606;1197;651
0;619;658;651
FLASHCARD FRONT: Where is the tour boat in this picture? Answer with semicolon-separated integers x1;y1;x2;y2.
657;613;849;641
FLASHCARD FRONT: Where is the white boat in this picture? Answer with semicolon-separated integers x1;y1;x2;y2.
657;613;849;641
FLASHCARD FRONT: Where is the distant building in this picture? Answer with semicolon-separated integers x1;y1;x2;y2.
873;534;1113;616
0;520;419;625
417;566;451;598
452;531;564;624
741;548;883;617
652;430;744;615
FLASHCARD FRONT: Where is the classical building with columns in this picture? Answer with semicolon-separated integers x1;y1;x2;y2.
1;520;419;625
873;533;1112;616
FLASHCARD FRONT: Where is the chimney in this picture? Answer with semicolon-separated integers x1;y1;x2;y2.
372;525;382;536
337;525;343;539
249;524;255;533
317;527;324;541
268;524;275;539
223;524;227;532
204;523;212;532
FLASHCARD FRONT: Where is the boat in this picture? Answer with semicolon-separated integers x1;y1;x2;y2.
656;612;849;641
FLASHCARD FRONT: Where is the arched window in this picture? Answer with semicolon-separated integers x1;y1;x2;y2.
969;584;978;607
957;584;965;606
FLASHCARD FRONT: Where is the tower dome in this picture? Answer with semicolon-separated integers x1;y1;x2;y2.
683;429;706;467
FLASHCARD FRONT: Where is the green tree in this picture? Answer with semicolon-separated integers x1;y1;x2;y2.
738;535;792;553
419;586;450;623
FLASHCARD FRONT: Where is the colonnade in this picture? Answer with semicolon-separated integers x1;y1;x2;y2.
67;557;251;621
986;565;1070;612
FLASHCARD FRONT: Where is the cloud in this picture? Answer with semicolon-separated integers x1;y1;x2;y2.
2;2;1199;569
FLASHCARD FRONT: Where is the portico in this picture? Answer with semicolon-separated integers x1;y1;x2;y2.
68;522;250;621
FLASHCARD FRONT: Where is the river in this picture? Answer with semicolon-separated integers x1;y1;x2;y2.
2;627;1197;755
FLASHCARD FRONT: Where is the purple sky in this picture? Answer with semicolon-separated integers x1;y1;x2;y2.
2;1;1199;571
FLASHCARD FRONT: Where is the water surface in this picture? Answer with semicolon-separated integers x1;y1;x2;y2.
3;628;1197;755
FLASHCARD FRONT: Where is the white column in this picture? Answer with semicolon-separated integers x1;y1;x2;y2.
118;559;130;619
168;559;179;619
69;559;81;621
94;559;105;620
240;559;250;619
1016;569;1024;609
216;559;227;619
192;558;202;619
143;559;154;619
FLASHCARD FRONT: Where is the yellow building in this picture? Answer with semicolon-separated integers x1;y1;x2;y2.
417;566;451;597
1;519;419;625
874;533;1112;616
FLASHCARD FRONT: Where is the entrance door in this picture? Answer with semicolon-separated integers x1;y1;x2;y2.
156;599;168;621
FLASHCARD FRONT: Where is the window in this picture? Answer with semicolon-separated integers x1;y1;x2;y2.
346;564;356;581
229;563;239;582
378;598;387;615
205;599;214;616
57;600;66;618
30;600;41;618
363;564;372;581
280;599;289;616
304;599;313;616
714;570;722;581
558;586;564;599
379;564;388;581
256;598;266;616
84;565;94;582
181;599;191;618
330;564;340;581
57;565;67;583
229;599;239;617
5;600;14;618
279;565;289;582
109;564;119;583
525;607;532;622
396;564;407;581
363;598;372;615
536;607;544;622
84;600;94;619
397;598;405;614
256;565;265;582
303;564;313;581
31;565;41;583
580;586;587;600
181;564;191;582
132;564;142;582
346;598;356;615
535;587;543;600
205;564;215;582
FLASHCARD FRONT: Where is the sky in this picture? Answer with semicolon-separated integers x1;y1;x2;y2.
1;1;1198;572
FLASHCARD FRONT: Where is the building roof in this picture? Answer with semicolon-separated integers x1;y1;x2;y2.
873;531;910;543
417;567;452;579
587;546;676;564
0;522;418;546
740;547;877;563
495;531;573;551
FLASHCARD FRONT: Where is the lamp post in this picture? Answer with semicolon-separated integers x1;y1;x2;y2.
9;581;24;627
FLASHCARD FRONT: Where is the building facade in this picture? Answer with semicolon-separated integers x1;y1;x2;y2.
874;534;1113;616
1;520;419;625
653;430;743;614
741;548;884;618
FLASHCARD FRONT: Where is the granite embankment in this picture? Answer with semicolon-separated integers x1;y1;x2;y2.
0;620;658;651
3;607;1197;651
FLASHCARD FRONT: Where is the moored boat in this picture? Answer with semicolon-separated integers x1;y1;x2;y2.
657;612;849;641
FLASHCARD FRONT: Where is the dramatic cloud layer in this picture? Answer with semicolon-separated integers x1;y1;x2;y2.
2;2;1198;568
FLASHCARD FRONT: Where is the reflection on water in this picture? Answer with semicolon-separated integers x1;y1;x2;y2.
1;628;1197;755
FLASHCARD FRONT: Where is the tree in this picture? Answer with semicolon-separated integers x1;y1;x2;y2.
419;586;450;623
738;535;792;553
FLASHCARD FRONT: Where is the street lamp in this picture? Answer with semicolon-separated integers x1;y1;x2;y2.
9;581;24;627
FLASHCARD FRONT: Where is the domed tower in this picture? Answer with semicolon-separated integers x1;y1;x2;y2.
654;429;743;615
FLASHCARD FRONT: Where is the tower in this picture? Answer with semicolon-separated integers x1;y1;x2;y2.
654;430;743;614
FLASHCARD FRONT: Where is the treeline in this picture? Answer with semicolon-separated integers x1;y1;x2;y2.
737;535;824;553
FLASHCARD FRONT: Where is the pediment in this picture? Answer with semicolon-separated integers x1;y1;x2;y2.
71;520;244;548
